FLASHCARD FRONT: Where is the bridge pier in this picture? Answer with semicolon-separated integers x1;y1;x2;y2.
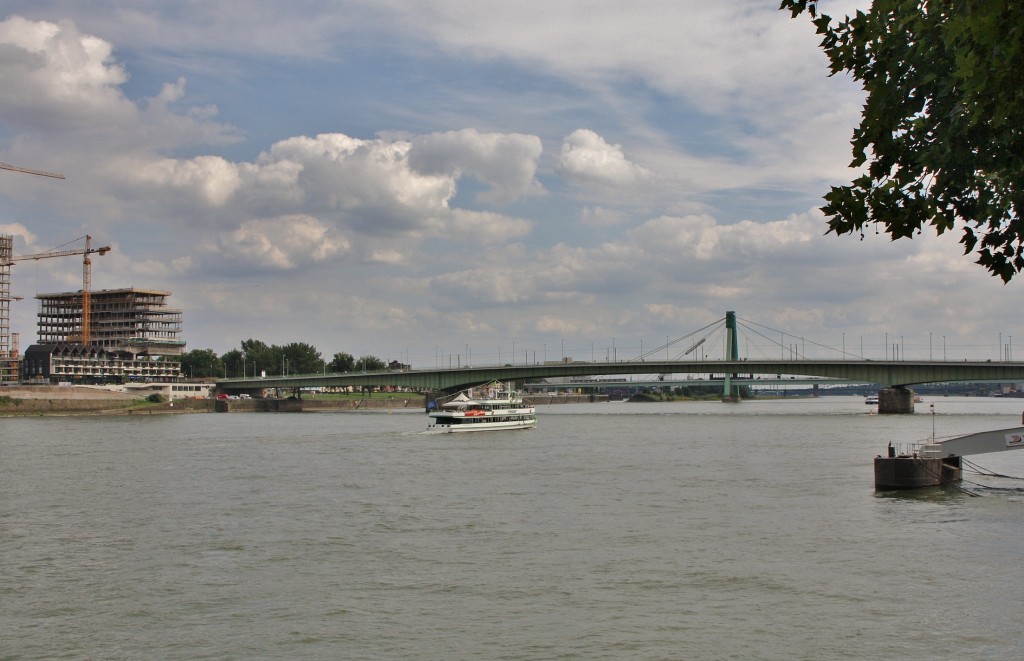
722;311;741;403
878;387;915;414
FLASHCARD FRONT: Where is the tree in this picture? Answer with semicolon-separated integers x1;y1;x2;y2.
239;339;274;374
330;351;355;373
280;342;323;375
221;349;243;378
355;355;387;371
782;0;1024;281
179;348;223;379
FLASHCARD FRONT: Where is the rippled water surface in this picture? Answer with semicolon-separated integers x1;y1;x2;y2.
3;396;1024;660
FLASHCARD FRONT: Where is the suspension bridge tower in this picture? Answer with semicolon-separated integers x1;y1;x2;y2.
723;311;741;403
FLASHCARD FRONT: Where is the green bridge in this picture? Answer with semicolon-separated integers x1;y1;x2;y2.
217;358;1024;413
216;313;1024;413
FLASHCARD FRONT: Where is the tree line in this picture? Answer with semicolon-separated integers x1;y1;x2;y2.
178;339;388;379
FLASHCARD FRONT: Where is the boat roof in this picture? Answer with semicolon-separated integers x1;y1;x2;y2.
442;392;479;407
441;389;522;407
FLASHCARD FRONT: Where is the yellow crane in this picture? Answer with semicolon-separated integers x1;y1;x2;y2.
0;160;66;379
2;236;112;344
0;161;65;179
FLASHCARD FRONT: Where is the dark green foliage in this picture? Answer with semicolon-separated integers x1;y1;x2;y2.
146;393;166;403
355;355;387;371
330;352;355;373
782;0;1024;281
179;348;223;379
204;341;384;378
280;342;324;375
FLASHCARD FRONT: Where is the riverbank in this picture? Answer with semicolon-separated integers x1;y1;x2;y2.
0;386;197;416
0;387;601;416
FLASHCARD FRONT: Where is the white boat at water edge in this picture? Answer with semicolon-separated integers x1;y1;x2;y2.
427;383;536;433
865;394;879;405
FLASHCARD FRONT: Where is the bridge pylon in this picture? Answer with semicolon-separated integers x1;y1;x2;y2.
723;311;741;403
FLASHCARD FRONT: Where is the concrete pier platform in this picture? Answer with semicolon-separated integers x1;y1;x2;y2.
874;452;962;489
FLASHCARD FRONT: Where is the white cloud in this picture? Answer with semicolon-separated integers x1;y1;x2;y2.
556;129;651;188
137;155;241;206
0;223;36;250
118;130;541;267
203;215;349;271
628;212;818;263
408;129;543;204
0;15;132;126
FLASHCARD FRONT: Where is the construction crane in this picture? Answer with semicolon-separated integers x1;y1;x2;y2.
1;236;111;345
0;161;65;179
0;160;66;380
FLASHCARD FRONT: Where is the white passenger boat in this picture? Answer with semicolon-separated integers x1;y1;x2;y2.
427;385;536;433
865;394;879;405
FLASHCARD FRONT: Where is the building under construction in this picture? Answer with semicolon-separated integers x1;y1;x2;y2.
20;288;185;384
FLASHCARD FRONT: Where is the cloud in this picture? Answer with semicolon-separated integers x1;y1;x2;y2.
201;215;349;272
120;130;541;268
579;206;628;228
137;155;242;206
0;15;132;128
0;15;237;150
263;133;454;233
0;223;36;250
408;129;543;204
556;129;651;188
445;209;533;244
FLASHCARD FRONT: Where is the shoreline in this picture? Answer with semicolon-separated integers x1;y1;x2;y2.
0;386;600;417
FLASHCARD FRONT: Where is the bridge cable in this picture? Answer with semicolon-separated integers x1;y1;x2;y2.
962;458;1024;481
737;317;858;360
634;317;727;362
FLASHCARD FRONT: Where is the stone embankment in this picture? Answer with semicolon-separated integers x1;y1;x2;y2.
0;385;211;416
1;387;603;416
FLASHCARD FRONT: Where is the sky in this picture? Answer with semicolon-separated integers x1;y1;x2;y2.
1;0;1021;368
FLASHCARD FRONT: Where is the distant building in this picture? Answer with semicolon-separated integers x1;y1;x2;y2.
20;287;185;384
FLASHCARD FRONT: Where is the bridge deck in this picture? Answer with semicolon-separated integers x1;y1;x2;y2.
218;359;1024;394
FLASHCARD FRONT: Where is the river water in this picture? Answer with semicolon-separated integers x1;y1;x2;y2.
3;396;1024;660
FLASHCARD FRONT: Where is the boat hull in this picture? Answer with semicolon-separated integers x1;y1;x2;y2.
428;417;536;433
